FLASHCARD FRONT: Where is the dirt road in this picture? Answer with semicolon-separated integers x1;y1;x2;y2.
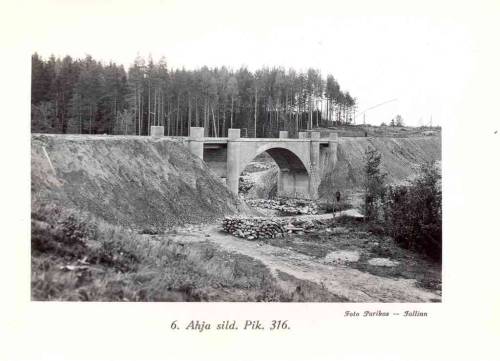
167;219;441;303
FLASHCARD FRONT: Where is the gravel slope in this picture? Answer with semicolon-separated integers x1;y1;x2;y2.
32;134;249;230
319;135;441;198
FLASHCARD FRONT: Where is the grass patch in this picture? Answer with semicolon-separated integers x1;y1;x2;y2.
31;204;291;301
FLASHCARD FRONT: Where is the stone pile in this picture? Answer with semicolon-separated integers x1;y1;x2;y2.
222;216;331;240
246;198;318;215
222;217;285;240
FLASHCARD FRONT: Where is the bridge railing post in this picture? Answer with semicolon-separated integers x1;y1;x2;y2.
329;132;338;142
228;128;241;140
298;132;308;139
150;126;164;138
279;131;289;139
189;127;204;139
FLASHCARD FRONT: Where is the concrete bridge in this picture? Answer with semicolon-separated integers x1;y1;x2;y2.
152;126;338;199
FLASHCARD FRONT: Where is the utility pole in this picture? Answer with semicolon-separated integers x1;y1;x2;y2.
148;73;151;135
356;98;398;125
254;90;258;138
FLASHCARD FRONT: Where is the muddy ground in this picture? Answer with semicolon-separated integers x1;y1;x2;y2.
165;212;441;302
31;202;441;302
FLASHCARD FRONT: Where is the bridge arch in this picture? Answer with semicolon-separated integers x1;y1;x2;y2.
182;126;338;199
238;145;312;199
238;145;310;177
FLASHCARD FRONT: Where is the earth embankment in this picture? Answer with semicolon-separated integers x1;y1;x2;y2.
319;136;441;200
31;134;248;230
242;136;441;203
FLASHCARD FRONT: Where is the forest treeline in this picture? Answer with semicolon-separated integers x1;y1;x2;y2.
31;53;357;137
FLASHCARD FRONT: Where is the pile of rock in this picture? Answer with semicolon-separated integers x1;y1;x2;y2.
246;198;318;215
222;216;332;240
222;217;285;240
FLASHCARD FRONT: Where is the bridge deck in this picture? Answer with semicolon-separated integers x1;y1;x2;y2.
193;137;331;145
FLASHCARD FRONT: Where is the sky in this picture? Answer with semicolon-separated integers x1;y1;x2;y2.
12;0;494;127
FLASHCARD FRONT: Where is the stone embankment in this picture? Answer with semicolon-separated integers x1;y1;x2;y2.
222;216;333;240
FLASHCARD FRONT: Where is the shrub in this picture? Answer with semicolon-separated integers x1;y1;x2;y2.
31;205;94;259
383;162;442;261
363;146;387;222
31;204;292;301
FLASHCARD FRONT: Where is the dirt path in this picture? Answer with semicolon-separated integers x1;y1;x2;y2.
280;209;364;221
167;221;440;302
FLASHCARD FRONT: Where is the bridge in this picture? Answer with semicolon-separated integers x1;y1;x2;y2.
151;126;339;199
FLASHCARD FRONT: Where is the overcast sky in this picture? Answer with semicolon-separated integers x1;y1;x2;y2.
22;0;490;127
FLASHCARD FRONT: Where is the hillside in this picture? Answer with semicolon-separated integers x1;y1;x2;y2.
31;134;248;231
312;125;441;138
242;135;441;204
319;135;441;201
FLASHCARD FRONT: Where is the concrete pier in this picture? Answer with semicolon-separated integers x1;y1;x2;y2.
328;132;339;168
226;129;241;195
309;132;321;199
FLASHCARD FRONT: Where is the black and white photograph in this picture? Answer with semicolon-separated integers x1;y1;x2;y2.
30;7;443;304
2;0;500;359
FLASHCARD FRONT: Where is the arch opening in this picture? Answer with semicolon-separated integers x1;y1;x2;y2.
239;147;310;199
